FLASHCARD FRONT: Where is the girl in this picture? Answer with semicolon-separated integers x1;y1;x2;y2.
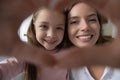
0;7;67;80
25;7;67;80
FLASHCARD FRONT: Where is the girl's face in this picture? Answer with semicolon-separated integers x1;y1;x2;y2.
34;9;65;50
68;3;100;47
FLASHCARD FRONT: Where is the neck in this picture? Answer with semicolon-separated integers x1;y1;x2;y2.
87;66;105;80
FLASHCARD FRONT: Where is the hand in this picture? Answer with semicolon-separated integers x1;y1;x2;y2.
82;0;120;33
0;0;57;67
55;40;120;68
0;0;79;67
55;0;120;68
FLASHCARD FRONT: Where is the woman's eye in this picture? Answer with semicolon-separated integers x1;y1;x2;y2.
69;20;79;25
88;18;97;22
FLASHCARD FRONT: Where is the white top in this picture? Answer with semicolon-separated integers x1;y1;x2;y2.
71;66;120;80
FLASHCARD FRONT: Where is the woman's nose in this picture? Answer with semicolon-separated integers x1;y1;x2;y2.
80;20;90;31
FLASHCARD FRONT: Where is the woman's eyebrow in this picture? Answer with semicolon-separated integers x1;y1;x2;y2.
87;13;97;18
68;16;79;20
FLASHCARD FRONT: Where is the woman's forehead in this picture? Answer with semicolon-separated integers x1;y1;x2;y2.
69;3;97;17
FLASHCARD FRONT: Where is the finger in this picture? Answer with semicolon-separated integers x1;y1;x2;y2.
56;40;120;68
11;42;56;67
0;0;46;22
83;0;120;22
48;0;79;11
0;0;51;56
82;0;120;37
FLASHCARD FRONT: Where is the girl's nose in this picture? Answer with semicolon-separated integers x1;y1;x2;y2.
47;29;56;38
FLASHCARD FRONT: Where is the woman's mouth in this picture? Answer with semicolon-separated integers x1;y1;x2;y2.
76;35;93;42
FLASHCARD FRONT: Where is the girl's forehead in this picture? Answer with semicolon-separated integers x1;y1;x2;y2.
34;9;64;22
34;9;65;25
37;9;63;16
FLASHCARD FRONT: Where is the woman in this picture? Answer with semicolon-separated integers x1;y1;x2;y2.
65;1;120;80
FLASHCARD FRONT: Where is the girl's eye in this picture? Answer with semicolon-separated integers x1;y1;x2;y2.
56;26;64;31
39;25;48;30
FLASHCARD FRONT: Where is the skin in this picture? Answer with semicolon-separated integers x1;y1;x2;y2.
0;0;75;66
34;9;65;50
67;3;103;79
68;3;100;47
0;0;57;67
1;0;120;69
55;0;120;68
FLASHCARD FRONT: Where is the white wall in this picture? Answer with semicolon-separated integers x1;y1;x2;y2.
102;20;117;38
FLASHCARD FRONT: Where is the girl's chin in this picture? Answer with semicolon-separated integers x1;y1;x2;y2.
45;46;56;50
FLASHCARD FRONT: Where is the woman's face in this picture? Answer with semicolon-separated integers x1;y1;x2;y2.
68;3;100;47
34;9;65;50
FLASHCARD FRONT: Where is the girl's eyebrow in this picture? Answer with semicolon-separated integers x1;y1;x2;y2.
56;24;64;27
39;21;48;24
57;24;64;25
37;21;49;25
